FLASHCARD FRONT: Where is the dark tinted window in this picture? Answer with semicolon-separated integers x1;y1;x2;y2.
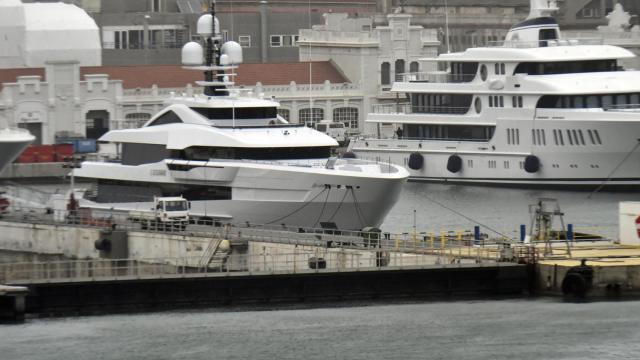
174;146;332;160
191;107;277;120
148;110;183;126
514;60;619;75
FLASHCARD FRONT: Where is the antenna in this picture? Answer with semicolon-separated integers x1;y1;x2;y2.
182;1;243;97
444;0;450;53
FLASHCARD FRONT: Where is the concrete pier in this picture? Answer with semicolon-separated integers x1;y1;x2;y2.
0;285;29;322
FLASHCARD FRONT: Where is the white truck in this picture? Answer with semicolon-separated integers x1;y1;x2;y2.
315;120;347;146
129;196;190;231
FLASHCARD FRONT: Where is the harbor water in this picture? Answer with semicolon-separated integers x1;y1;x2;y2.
1;298;640;359
2;183;640;358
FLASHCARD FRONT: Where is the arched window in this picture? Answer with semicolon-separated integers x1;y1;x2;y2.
125;112;152;128
381;62;390;85
395;59;405;81
410;61;419;73
333;107;359;129
277;108;290;121
299;108;324;128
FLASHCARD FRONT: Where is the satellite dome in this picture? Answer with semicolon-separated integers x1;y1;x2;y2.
181;41;203;66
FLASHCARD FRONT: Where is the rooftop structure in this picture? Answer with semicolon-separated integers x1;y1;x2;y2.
0;0;101;68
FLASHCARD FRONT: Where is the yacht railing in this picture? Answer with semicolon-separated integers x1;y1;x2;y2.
397;72;476;83
486;38;604;48
371;103;470;115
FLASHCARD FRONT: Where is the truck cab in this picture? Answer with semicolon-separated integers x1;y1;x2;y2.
132;196;190;231
315;121;346;145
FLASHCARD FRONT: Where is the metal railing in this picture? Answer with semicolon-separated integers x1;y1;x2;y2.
370;103;470;115
396;72;476;83
0;249;511;285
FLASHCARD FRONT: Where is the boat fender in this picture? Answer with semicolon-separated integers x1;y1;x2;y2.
308;257;326;269
408;152;424;170
524;155;540;173
342;151;357;159
94;238;111;252
561;259;594;297
447;154;462;173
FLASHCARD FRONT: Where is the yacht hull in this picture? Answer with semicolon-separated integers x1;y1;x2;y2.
0;130;35;172
75;160;407;230
351;117;640;190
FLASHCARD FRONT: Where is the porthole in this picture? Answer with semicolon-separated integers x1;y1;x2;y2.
480;65;488;81
474;97;482;113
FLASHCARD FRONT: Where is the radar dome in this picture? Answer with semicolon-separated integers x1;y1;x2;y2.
181;42;203;66
219;53;230;65
221;41;243;64
197;14;220;37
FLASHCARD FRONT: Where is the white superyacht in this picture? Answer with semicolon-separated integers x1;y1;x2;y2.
348;0;640;189
0;127;34;172
73;2;408;231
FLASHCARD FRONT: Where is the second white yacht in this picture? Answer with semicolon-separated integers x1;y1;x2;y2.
74;2;408;231
348;0;640;189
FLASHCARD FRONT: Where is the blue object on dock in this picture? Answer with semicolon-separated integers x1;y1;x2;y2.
474;225;480;245
567;224;573;242
520;224;526;242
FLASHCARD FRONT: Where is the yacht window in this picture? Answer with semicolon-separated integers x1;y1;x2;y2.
553;129;558;145
148;110;183;126
507;129;511;144
489;96;494;107
474;97;482;113
494;63;500;75
578;130;586;145
631;94;640;105
588;129;595;144
178;146;332;160
532;130;536;145
515;129;519;144
499;96;504;107
558;130;565;145
518;96;523;108
574;96;585;108
500;63;506;75
512;96;517;108
192;107;277;120
572;130;580;145
594;130;602;145
616;94;627;106
602;95;613;109
566;130;574;145
480;65;488;81
541;129;546;145
514;59;619;75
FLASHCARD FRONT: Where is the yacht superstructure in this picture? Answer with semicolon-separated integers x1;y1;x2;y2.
73;2;408;230
348;0;640;189
0;128;34;172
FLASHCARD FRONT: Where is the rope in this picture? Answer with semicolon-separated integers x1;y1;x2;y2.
313;186;331;227
349;187;368;228
423;193;513;239
588;139;640;198
265;187;328;225
326;189;349;222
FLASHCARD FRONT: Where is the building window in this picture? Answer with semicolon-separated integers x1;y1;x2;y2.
410;61;419;73
270;35;298;47
277;108;290;121
468;159;473;168
381;62;391;85
125;113;152;128
239;35;251;47
333;107;359;129
270;35;282;47
299;108;324;128
395;59;405;81
151;0;161;12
